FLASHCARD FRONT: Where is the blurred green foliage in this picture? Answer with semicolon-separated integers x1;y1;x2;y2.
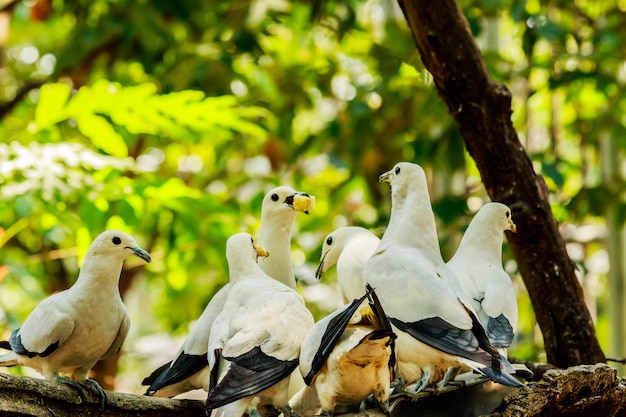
1;0;625;389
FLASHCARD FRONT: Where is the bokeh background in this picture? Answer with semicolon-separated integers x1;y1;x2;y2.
1;0;625;396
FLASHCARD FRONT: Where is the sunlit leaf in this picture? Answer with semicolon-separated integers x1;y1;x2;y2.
75;114;129;158
541;162;565;189
34;83;71;130
144;177;202;201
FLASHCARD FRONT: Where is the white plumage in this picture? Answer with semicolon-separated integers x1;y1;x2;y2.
316;226;380;303
290;287;395;416
446;202;518;353
206;232;314;417
363;162;522;391
142;186;314;397
0;230;151;388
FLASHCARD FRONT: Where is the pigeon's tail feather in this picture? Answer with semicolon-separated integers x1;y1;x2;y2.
498;353;516;374
142;361;171;387
0;352;18;367
456;356;524;388
478;366;525;388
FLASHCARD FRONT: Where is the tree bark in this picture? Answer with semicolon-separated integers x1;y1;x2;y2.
489;363;626;417
0;373;205;417
396;0;606;367
2;363;623;417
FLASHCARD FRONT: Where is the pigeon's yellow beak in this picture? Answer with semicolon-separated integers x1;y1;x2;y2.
379;170;393;183
507;219;517;233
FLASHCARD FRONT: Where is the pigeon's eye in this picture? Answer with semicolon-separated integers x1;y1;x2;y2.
506;211;510;219
326;236;333;246
112;236;122;245
271;193;279;202
395;166;401;175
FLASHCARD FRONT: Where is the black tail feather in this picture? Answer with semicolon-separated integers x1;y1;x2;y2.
479;366;525;388
304;289;372;385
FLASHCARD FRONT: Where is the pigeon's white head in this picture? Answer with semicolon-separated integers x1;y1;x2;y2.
226;232;269;268
316;226;367;279
476;202;517;234
261;186;316;218
227;232;257;264
379;162;427;202
87;230;151;263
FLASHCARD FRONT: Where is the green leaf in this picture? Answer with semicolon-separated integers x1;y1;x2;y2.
75;114;129;158
144;177;202;201
35;83;71;130
541;162;565;189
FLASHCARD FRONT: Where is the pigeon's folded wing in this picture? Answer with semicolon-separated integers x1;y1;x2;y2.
14;297;74;358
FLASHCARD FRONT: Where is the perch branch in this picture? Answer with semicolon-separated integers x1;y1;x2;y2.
0;373;206;417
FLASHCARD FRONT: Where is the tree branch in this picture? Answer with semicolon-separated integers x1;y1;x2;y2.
0;79;46;120
0;0;19;14
0;373;206;417
489;363;626;417
396;0;606;367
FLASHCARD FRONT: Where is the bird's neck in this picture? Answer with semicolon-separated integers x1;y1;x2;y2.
381;186;443;261
229;260;264;283
455;224;504;263
72;257;124;292
257;213;297;289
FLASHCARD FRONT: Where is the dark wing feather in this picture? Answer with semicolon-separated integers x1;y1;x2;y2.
487;314;514;348
142;361;171;386
10;329;59;358
143;353;208;395
390;316;523;387
464;308;514;373
0;340;11;350
206;345;298;409
389;316;492;367
365;284;396;372
303;290;371;385
365;284;392;332
479;365;525;387
209;348;222;391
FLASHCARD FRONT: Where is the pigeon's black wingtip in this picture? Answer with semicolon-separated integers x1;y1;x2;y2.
480;367;525;388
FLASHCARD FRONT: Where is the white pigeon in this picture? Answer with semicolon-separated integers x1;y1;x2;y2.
142;186;314;397
205;232;314;417
0;230;151;396
446;202;518;353
290;285;396;416
316;226;380;303
363;162;522;392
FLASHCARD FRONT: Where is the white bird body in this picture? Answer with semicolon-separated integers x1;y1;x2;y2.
142;287;229;396
365;243;477;384
0;230;150;383
206;233;314;417
291;289;395;416
143;186;314;397
446;202;518;351
316;226;380;303
363;162;522;390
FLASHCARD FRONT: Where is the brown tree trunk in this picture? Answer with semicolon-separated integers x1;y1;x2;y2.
396;0;605;367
